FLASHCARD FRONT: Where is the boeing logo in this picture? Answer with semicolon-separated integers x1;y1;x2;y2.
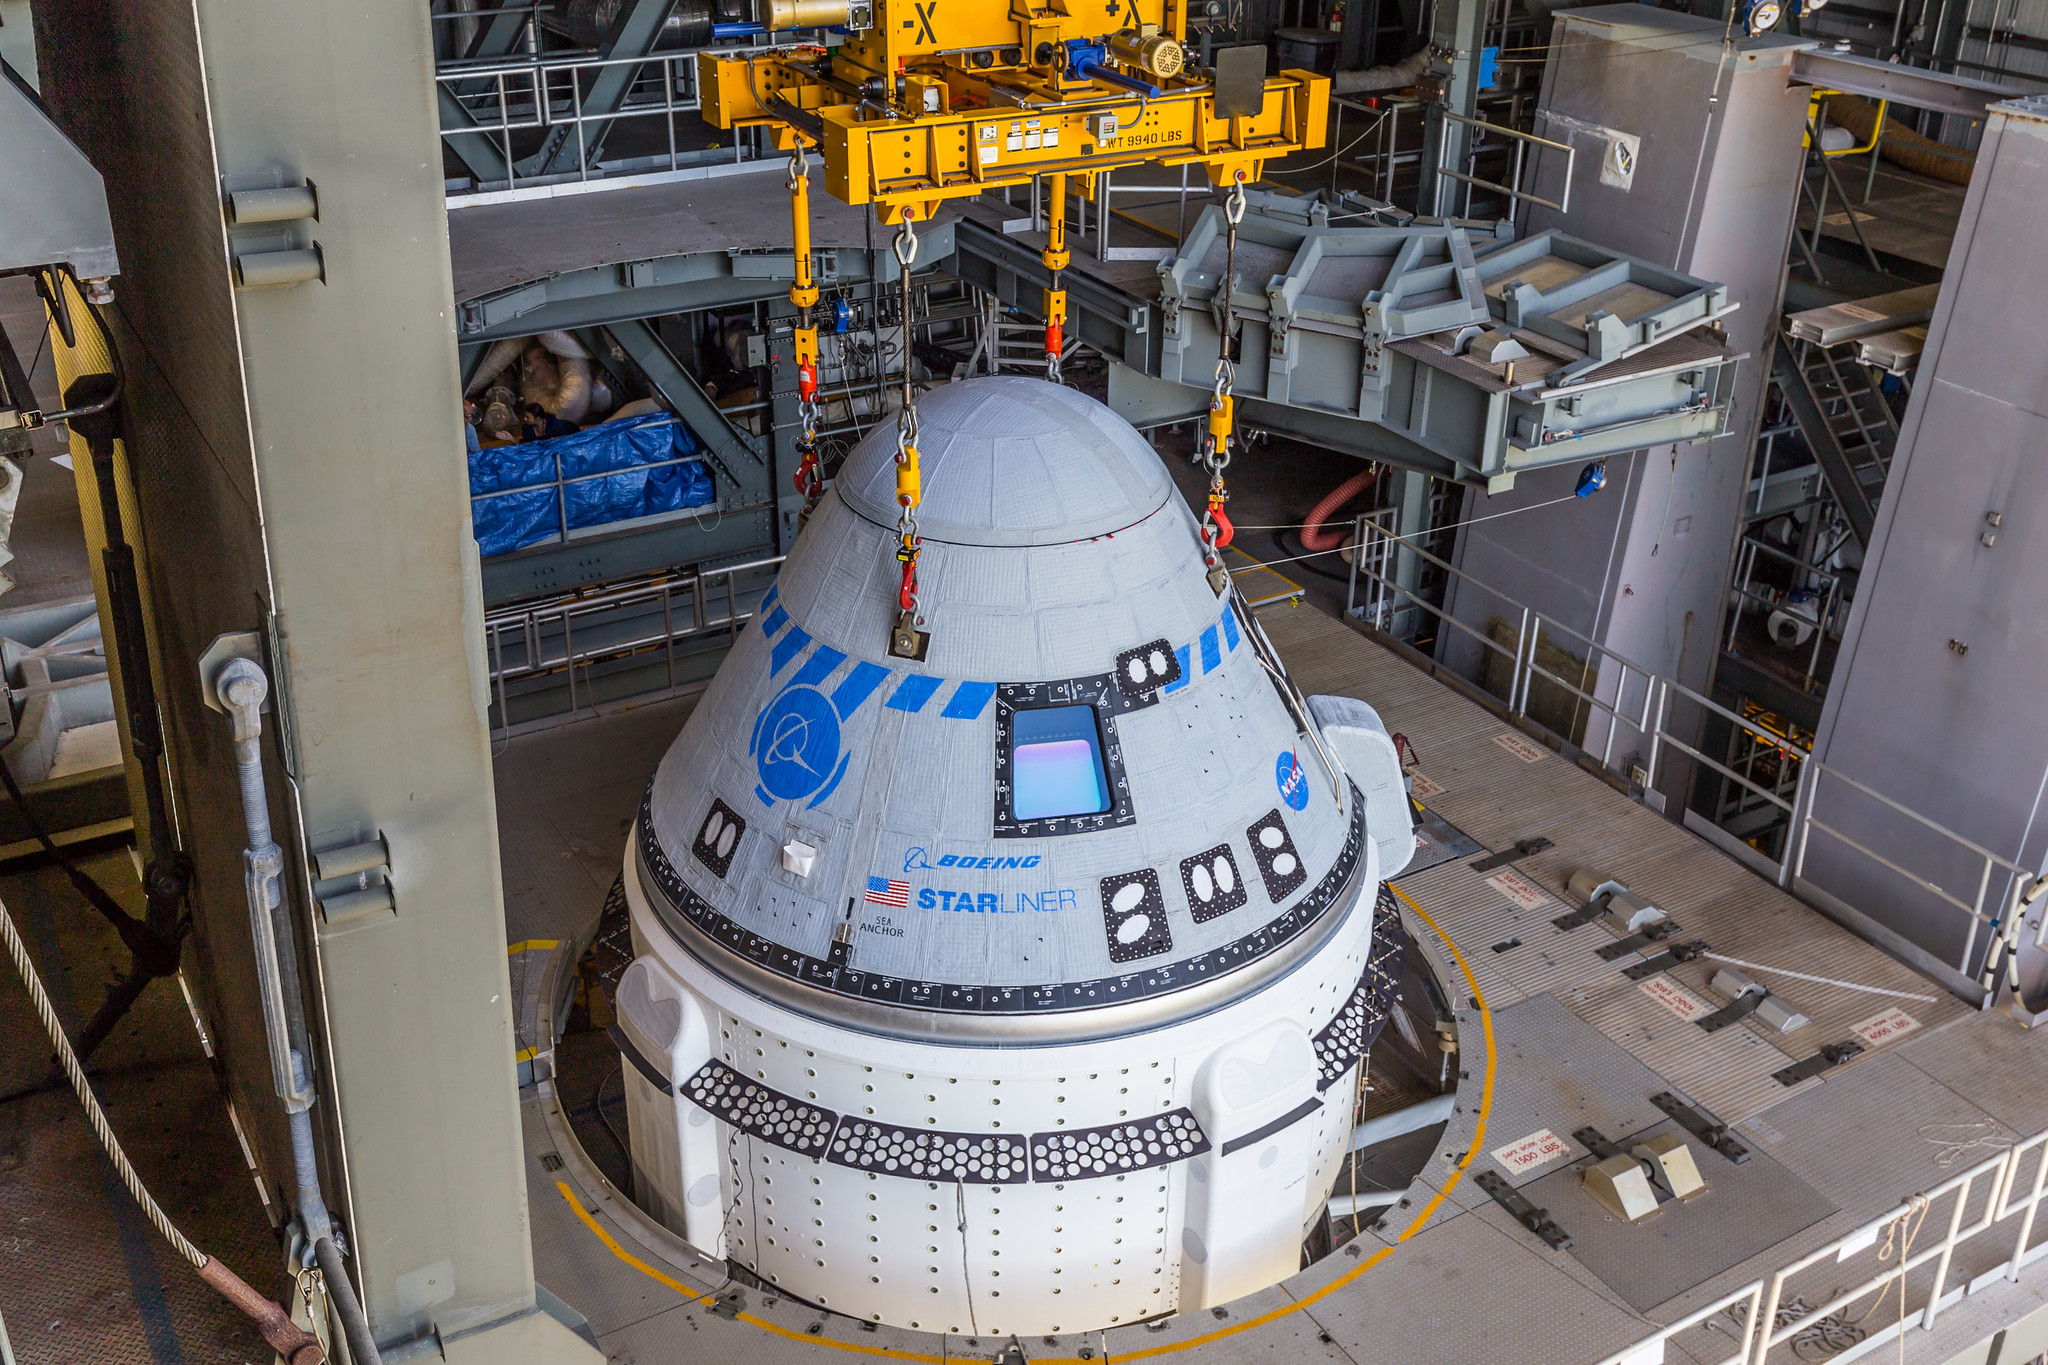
904;846;1042;872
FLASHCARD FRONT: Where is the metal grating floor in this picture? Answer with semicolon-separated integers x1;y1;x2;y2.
500;599;2047;1365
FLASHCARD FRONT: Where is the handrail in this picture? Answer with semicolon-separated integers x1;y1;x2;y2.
438;44;766;202
1435;109;1577;216
1593;1128;2048;1365
484;555;784;725
1345;514;2040;993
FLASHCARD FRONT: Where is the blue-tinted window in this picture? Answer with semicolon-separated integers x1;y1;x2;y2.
1011;705;1111;820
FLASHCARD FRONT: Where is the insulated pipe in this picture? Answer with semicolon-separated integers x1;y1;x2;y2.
1327;1189;1404;1217
1300;469;1378;552
464;337;525;396
1349;1092;1457;1152
521;336;593;424
1331;49;1432;96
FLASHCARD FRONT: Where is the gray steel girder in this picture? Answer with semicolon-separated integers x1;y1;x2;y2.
519;0;679;178
455;226;949;343
1788;48;2024;119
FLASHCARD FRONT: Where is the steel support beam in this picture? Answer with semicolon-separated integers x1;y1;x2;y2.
1789;47;2023;119
607;316;768;479
519;0;678;179
949;219;1158;375
454;223;945;344
438;80;512;186
1415;0;1486;215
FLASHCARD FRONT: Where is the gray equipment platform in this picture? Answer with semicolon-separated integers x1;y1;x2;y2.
508;601;2048;1365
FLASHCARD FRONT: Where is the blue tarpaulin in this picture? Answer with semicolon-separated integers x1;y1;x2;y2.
469;414;714;556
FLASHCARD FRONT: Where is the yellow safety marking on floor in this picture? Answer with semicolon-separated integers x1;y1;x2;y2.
1226;547;1306;609
553;885;1496;1362
556;1183;953;1362
514;1047;541;1064
508;939;561;955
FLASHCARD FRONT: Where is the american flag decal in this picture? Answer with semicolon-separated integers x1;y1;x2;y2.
865;876;910;908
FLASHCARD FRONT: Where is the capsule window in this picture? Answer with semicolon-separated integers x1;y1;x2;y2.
1009;704;1111;820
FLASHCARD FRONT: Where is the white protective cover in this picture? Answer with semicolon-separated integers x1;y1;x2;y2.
1307;694;1415;880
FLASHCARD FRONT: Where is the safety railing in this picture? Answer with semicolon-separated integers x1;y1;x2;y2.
438;46;769;203
483;554;784;724
1436;108;1576;218
1343;515;2044;998
1594;1126;2048;1365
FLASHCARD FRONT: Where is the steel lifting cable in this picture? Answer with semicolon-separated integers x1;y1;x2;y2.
890;213;926;657
0;889;324;1362
1199;172;1249;595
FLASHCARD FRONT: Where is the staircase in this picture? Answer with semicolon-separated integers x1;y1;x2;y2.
1771;330;1898;548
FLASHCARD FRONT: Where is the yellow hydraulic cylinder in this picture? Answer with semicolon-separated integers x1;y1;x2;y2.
1043;172;1069;362
790;155;820;398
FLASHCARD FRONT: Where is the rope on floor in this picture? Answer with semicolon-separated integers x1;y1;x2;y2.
0;888;326;1363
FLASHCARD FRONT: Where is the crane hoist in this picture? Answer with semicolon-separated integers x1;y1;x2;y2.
701;1;1330;654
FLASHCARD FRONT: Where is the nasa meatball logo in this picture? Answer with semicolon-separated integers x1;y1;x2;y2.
1276;750;1311;810
750;684;851;808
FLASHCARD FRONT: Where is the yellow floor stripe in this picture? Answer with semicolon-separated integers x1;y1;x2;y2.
553;885;1496;1361
508;938;561;955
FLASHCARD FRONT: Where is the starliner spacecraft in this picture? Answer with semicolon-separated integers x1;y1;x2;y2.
614;377;1416;1337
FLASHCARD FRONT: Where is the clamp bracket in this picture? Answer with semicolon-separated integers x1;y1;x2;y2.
1622;940;1710;980
1597;918;1682;960
1553;889;1613;931
1772;1039;1864;1087
1697;987;1767;1033
1650;1092;1750;1164
1471;836;1554;873
1474;1170;1572;1250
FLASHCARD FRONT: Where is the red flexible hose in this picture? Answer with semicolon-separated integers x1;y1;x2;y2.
1300;469;1379;552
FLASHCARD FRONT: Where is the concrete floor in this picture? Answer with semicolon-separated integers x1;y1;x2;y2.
0;853;281;1365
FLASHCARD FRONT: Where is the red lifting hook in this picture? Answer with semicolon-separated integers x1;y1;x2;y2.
1206;499;1234;551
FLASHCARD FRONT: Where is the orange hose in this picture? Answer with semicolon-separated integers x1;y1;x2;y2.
1300;469;1378;552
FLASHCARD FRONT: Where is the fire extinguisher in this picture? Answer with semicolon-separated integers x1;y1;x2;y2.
1330;1;1345;29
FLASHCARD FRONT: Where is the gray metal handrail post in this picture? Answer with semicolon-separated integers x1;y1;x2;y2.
1780;753;1819;888
1511;606;1531;716
1645;677;1669;792
1346;513;1362;617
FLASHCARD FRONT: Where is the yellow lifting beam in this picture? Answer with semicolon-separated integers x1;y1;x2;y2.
699;8;1329;224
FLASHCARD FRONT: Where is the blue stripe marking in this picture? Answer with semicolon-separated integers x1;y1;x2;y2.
790;646;847;690
1164;644;1193;693
833;661;891;718
940;681;998;720
770;625;812;676
1221;604;1241;651
761;582;779;612
760;604;789;639
1200;624;1222;674
885;674;944;713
